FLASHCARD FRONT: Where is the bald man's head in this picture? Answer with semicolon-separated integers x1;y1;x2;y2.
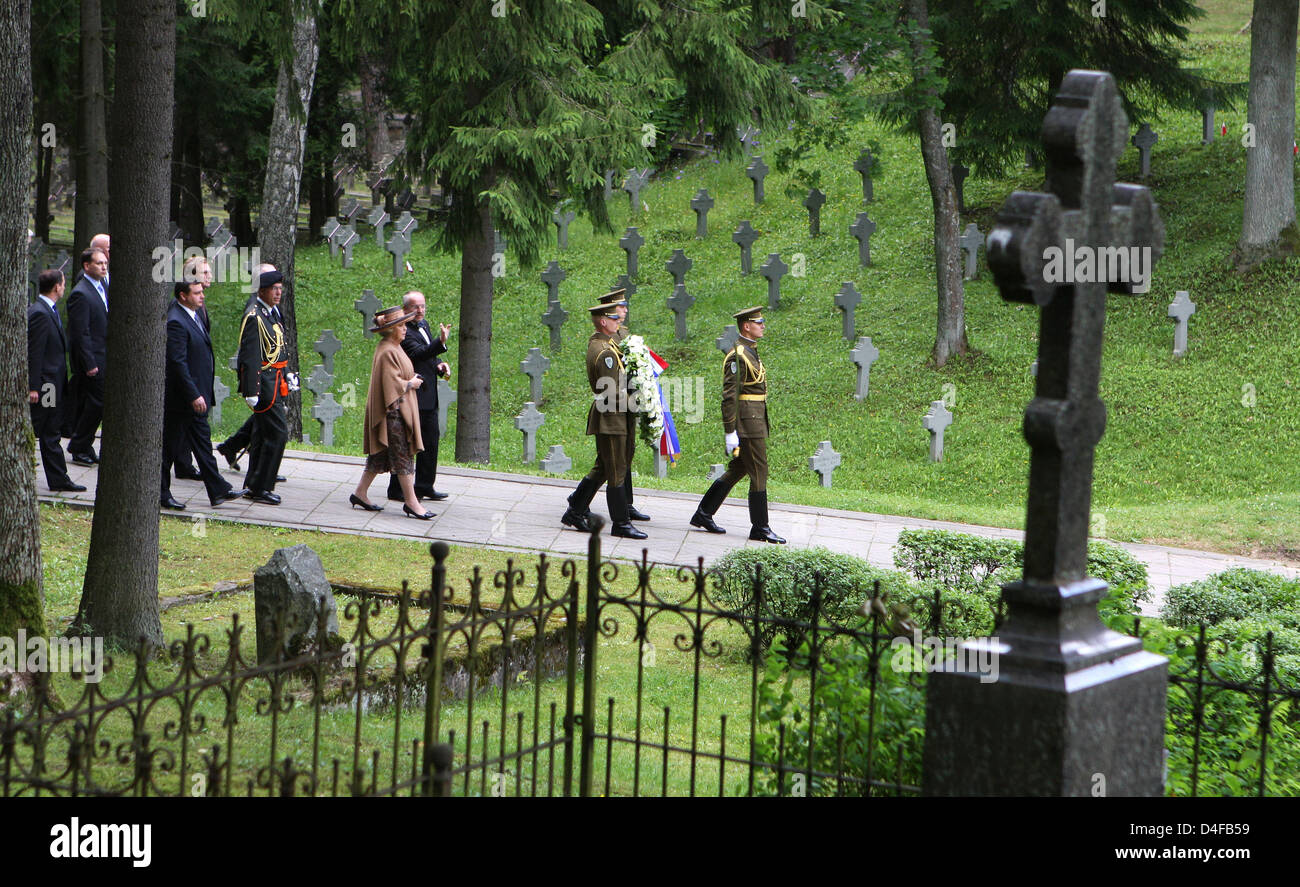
90;234;110;264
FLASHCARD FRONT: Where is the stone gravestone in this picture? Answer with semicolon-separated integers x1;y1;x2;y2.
802;188;826;237
738;124;760;155
1200;99;1216;145
323;217;342;257
927;70;1168;797
951;163;970;214
715;324;739;356
393;210;418;240
367;205;391;247
620;227;644;277
746;157;769;204
732;221;759;275
1168;290;1195;357
338;222;361;269
667;284;695;341
514;402;545;463
691;189;714;238
539;445;571;474
849;213;875;267
611;274;636;297
50;250;71;278
307;363;334;400
1132;123;1158;180
312;392;344;447
921;400;952;462
758;253;788;310
854;148;874;203
254;545;341;665
653;451;669;480
541;261;566;304
552;207;576;250
204;217;224;241
354;289;382;338
624;167;652;213
520;347;550;405
808;440;842;488
211;375;229;426
339;196;363;224
665;249;692;288
313;330;343;375
850;336;879;401
706;464;726;483
385;230;412;279
541;299;569;352
437;378;457;438
834;282;862;343
603;169;615;201
959;223;982;281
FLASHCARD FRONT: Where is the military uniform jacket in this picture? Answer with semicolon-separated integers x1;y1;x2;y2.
236;301;286;405
585;331;628;436
722;338;769;439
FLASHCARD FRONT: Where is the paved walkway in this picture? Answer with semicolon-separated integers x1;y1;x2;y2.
39;448;1299;617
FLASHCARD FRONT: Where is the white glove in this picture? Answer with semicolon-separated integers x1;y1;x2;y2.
245;396;259;409
725;431;740;453
286;372;300;392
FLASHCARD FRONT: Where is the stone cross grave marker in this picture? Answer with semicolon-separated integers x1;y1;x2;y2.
620;227;644;277
707;464;726;483
803;188;826;237
1201;100;1216;145
437;379;457;438
834;282;862;343
204;217;223;240
1132;123;1158;179
367;205;391;247
665;249;693;288
212;375;229;426
715;324;739;355
854;149;874;202
354;289;382;338
603;169;615;201
654;451;669;479
338;223;361;269
733;221;759;275
951;163;970;214
929;70;1170;797
520;347;551;405
959;223;982;281
667;284;695;341
922;400;952;462
385;230;412;279
395;188;415;212
340;197;363;224
808;440;842;488
611;274;636;297
540;444;571;474
323;217;342;257
849;213;875;267
50;249;71;278
514;402;545;463
541;298;569;351
313;329;343;375
313;392;344;447
691;189;714;238
746;157;769;204
306;363;334;399
624;167;652;212
229;353;238;372
850;336;879;401
553;207;576;250
759;253;788;310
541;261;566;304
738;124;760;154
1168;290;1195;357
393;210;418;238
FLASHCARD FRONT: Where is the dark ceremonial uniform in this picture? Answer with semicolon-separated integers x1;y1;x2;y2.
237;299;289;497
598;287;650;522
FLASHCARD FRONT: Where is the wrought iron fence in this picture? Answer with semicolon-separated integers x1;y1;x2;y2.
1;525;1296;796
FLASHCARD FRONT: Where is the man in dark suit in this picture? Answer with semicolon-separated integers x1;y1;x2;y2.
170;255;213;481
236;270;290;504
65;247;109;464
27;269;84;493
161;281;244;510
386;290;451;502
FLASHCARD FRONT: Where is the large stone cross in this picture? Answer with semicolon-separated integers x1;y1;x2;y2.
553;207;576;250
323;217;342;257
514;402;545;463
385;230;412;279
928;69;1169;797
1168;290;1195;357
850;335;879;400
808;440;842;488
367;205;391;246
802;188;826;237
354;289;382;338
715;324;739;355
1131;123;1158;179
620;226;644;277
746;157;768;204
312;392;344;447
849;213;875;267
338;222;361;269
667;284;695;341
520;347;550;405
921;400;952;462
665;249;693;287
211;375;229;426
610;274;636;297
958;222;982;281
393;210;418;238
758;253;788;310
306;363;334;398
732;221;759;274
624;167;652;212
541;261;567;304
541;299;568;351
1200;97;1216;145
853;149;874;203
314;329;342;374
339;196;363;224
833;281;862;342
691;189;714;238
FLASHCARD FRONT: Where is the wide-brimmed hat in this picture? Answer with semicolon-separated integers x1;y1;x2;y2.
588;303;621;319
598;287;628;306
370;306;416;333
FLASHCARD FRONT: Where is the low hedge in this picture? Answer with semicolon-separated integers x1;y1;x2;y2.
1160;568;1300;630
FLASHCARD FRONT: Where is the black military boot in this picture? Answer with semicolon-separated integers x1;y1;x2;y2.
748;490;785;544
624;473;651;521
608;486;647;539
690;477;731;534
562;476;599;531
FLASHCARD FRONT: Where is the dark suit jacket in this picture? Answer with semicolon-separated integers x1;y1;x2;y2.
27;298;67;399
165;300;215;413
66;275;108;378
399;320;447;412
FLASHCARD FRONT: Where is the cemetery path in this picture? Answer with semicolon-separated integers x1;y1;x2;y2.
42;448;1299;617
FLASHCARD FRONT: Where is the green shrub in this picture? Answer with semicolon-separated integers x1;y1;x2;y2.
1160;568;1300;629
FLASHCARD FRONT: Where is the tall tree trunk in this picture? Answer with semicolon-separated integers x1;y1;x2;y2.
178;136;204;244
358;52;392;170
0;0;44;639
1237;0;1299;261
34;137;53;243
455;181;494;464
907;0;969;367
259;7;320;443
73;0;108;253
72;0;174;651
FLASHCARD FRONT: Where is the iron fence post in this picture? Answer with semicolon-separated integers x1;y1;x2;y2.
579;516;604;797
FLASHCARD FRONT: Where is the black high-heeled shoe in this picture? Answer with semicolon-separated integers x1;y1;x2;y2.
403;503;436;520
349;493;383;512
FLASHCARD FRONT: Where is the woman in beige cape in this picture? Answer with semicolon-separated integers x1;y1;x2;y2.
349;306;435;519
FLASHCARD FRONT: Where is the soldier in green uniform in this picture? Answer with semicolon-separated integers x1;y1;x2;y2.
690;306;784;543
236;270;291;505
560;302;647;539
598;287;651;522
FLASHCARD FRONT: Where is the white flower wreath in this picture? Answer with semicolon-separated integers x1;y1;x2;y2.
620;335;665;448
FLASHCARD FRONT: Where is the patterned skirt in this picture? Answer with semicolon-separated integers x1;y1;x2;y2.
365;406;416;476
